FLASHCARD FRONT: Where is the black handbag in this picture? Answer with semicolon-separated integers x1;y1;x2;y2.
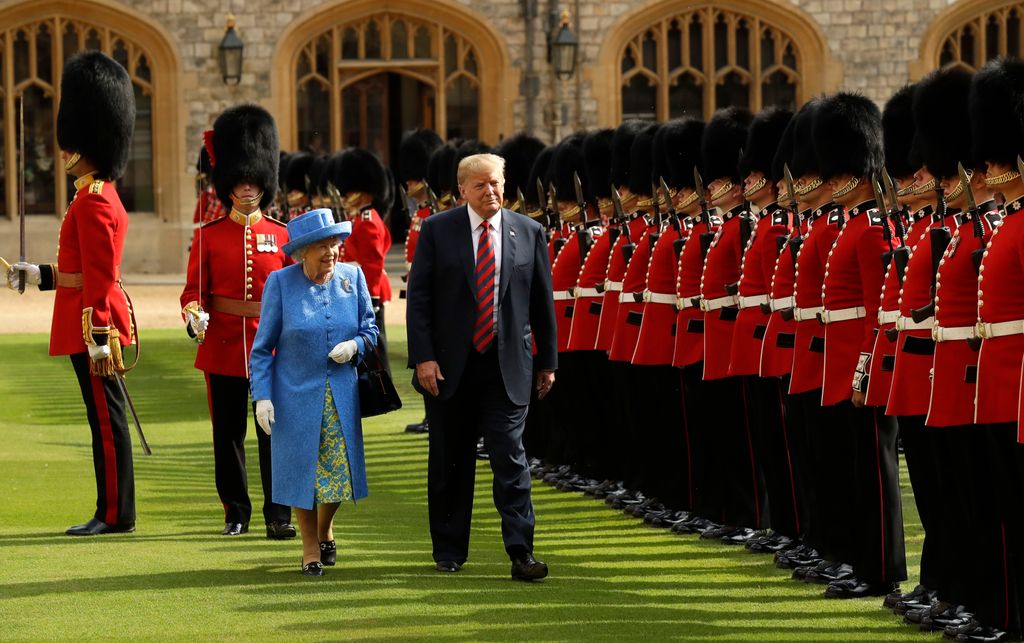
356;337;402;418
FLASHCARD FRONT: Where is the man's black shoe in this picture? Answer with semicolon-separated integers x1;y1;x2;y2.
435;560;462;573
894;588;938;615
405;420;429;434
722;528;764;545
301;561;325;576
625;498;662;517
885;583;927;609
320;540;337;566
511;554;548;581
221;522;248;536
266;521;297;539
701;524;738;540
803;562;854;585
948;619;1011;642
824;578;899;599
65;518;135;536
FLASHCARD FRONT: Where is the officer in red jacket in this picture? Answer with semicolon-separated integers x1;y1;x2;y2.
7;52;137;535
281;151;315;220
400;128;444;281
180;105;294;539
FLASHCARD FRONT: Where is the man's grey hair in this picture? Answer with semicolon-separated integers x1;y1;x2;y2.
457;153;506;186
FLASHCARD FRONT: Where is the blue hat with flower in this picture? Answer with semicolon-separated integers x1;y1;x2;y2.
281;208;351;256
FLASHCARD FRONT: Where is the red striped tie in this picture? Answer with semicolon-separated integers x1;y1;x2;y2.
473;220;496;353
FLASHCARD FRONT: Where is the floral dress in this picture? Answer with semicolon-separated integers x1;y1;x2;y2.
314;381;354;503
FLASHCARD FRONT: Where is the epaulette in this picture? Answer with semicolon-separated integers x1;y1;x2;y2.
827;209;843;225
200;216;230;229
868;211;886;226
984;210;1003;228
89;180;105;195
361;211;372;221
772;210;788;226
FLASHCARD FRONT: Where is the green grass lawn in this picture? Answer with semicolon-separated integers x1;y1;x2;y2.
0;327;926;640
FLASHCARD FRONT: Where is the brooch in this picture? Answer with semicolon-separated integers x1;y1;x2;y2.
341;277;353;293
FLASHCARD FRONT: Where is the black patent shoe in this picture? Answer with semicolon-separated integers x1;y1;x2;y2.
824;578;899;599
301;561;325;576
65;517;135;536
266;521;297;540
221;522;248;536
320;540;337;566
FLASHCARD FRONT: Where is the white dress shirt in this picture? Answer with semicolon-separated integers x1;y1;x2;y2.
468;205;502;326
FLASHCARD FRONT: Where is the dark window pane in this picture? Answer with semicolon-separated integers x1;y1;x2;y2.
464;50;477;76
940;38;955;66
961;26;976;67
315;35;330;75
392;20;408;59
669;75;702;119
621;47;636;74
444;35;457;76
445;75;478;139
414;26;431;59
761;29;776;71
118;84;153;212
621;74;656;121
136;54;151;82
715;71;749;110
689;15;703;69
36;23;52;84
642;31;656;71
987;15;1000;61
298;80;331;154
668;20;682;70
296;49;311;77
63;22;79;62
14;30;29;84
714;14;728;68
762;72;796;111
364;77;386;158
342;85;361;147
365;20;382;59
341;27;358;59
1010;10;1021;57
735;18;749;68
782;43;797;69
85;28;101;52
112;39;129;70
20;86;56;215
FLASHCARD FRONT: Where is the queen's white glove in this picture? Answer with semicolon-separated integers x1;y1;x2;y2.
328;339;359;364
87;343;111;362
7;262;40;289
255;399;274;435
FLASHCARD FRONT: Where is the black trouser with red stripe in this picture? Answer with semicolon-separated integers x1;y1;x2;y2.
747;375;805;540
801;391;853;564
705;374;767;529
682;363;721;522
205;373;290;526
71;353;135;526
898;414;947;594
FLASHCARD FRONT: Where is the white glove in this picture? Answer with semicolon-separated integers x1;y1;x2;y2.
255;399;274;435
7;262;40;289
188;310;210;336
328;339;359;364
88;343;111;362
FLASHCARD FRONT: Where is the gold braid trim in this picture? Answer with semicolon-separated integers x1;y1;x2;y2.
830;176;860;200
985;170;1021;186
795;177;823;196
676;191;699;209
710;181;735;201
743;177;767;199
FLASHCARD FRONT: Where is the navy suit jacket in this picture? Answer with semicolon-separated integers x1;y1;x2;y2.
406;205;557;406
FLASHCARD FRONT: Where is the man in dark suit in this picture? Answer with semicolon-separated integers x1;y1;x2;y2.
406;152;558;581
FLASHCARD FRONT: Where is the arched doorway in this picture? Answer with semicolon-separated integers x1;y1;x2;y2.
912;0;1024;77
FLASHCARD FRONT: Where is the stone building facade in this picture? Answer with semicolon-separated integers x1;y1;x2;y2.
0;0;1014;272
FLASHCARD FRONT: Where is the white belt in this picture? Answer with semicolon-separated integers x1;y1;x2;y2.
770;296;795;312
619;291;644;304
793;306;824;322
604;280;623;292
932;325;975;342
700;294;738;312
877;309;900;325
574;287;601;298
738;294;769;309
676;296;698;310
896;315;932;331
552;290;575;301
643;290;678;305
976;319;1024;339
819;306;866;324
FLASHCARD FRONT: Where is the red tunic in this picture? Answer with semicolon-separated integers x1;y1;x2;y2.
596;215;649;352
551;229;587;353
342;206;392;302
49;177;132;356
760;212;806;377
975;200;1024;428
926;206;999;426
192;187;227;227
567;224;613;351
789;205;844;394
180;210;290;378
609;220;658;362
672;216;722;368
729;206;790;377
633;220;688;365
404;204;432;268
701;205;746;380
864;210;930;408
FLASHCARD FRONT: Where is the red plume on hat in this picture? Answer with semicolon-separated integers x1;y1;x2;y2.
203;129;216;167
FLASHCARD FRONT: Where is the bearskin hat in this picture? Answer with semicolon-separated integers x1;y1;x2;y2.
813;92;883;182
547;132;588;203
789;98;823;178
611;120;648;189
662;118;705;190
398;128;443;183
970;57;1024;167
770;115;797;185
628;123;660;196
652;125;673;189
335;148;388;198
914;68;975;179
210;104;280;210
701;107;752;183
450;139;492;195
495;133;546;201
583;129;614;200
882;84;918;179
307;154;329;195
526;145;555;207
426;140;459;196
284;151;315;193
57;51;135;182
739;107;792;183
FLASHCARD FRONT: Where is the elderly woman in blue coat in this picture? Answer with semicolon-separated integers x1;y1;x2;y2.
250;209;379;576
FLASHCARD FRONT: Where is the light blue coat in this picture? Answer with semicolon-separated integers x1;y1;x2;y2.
250;262;378;509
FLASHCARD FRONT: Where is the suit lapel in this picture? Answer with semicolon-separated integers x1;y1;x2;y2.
455;207;476;294
499;209;516;304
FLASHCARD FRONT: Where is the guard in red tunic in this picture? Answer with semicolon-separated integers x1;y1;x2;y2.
7;52;137;536
399;128;444;280
281;151;315;220
180;105;294;538
194;146;227;227
814;93;906;600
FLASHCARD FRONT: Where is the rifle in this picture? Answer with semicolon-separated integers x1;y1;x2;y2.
910;186;949;324
872;173;895;270
693;168;715;259
957;162;986;274
883;168;910;286
610;187;626;247
660;177;681;232
574;172;594;257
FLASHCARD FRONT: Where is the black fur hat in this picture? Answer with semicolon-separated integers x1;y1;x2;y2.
307;154;329;195
915;68;975;179
970;57;1024;167
611;120;648;188
652;125;673;189
790;98;823;178
450;139;491;195
526;145;555;207
284;151;314;193
548;132;588;203
210;104;280;210
739;107;792;182
883;84;918;179
398;128;443;183
336;148;388;198
628;123;660;196
812;92;883;181
495;133;546;200
701;106;752;183
426;140;459;196
57;51;135;181
583;129;614;199
663;118;705;189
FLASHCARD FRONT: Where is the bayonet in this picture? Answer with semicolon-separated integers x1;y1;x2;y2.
872;173;895;256
958;162;978;215
515;188;526;215
573;171;587;222
536;177;546;215
783;163;799;217
660;177;678;221
611;187;626;222
398;183;410;218
650;181;662;223
426;186;440;213
693;168;715;258
961;161;988;274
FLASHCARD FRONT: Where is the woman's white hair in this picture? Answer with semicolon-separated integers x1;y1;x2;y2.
457;153;505;186
291;235;342;263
